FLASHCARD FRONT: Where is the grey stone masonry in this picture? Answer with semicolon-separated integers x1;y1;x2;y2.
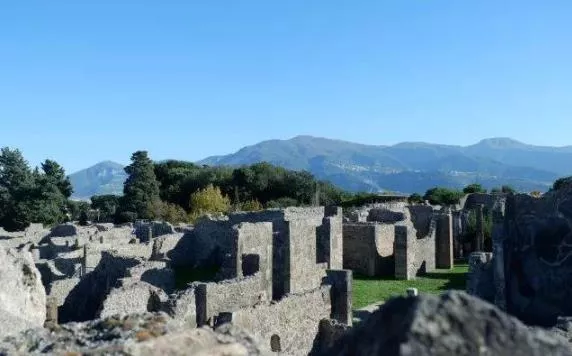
394;225;412;280
475;204;485;251
466;252;494;302
394;220;436;280
342;223;394;277
436;212;454;269
326;269;353;326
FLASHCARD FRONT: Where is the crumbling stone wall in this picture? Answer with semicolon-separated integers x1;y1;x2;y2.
394;216;437;280
500;188;572;326
342;223;395;276
224;285;332;355
466;252;494;303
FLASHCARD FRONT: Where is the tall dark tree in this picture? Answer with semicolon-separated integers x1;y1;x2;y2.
0;147;34;231
90;194;120;222
121;151;160;220
41;159;73;198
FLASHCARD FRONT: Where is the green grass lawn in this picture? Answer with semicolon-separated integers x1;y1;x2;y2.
353;263;469;309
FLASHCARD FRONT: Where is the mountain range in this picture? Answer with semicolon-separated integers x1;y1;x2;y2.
68;136;572;199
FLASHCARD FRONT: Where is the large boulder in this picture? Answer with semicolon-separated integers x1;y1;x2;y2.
312;291;572;356
0;247;46;337
501;187;572;325
0;312;270;355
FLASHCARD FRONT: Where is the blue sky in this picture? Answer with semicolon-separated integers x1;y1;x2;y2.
1;1;571;173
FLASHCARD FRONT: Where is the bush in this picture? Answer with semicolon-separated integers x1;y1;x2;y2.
115;211;137;224
147;199;189;223
189;184;231;216
408;193;424;204
463;183;486;194
423;187;464;205
265;197;298;209
78;210;89;226
240;199;263;211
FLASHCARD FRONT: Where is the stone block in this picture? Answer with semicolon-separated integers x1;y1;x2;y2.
327;269;353;326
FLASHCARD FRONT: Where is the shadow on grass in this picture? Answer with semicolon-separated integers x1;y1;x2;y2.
423;270;467;290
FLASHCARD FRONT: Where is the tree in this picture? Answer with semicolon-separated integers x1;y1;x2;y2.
146;199;188;223
91;195;120;222
501;185;516;194
41;159;73;198
240;199;263;211
408;193;424;204
78;210;89;226
423;187;464;205
120;151;161;220
0;147;34;231
463;183;486;194
551;177;572;192
189;184;231;220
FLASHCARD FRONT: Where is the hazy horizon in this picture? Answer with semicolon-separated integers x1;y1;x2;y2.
2;1;571;172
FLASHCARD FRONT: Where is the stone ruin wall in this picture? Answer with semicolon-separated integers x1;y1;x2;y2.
0;206;351;355
342;202;447;280
342;223;395;277
466;187;572;328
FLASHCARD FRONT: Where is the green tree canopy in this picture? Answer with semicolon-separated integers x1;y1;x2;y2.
423;187;464;205
463;183;486;194
501;185;516;194
408;193;424;204
189;184;231;218
91;194;120;222
0;148;34;231
41;159;73;198
121;151;161;220
551;177;572;192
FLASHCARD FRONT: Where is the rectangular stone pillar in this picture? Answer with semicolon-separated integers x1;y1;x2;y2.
475;205;484;251
436;213;454;269
326;269;353;326
394;225;413;280
195;283;208;327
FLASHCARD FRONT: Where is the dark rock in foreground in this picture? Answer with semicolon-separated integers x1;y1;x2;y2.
312;291;572;356
0;312;269;355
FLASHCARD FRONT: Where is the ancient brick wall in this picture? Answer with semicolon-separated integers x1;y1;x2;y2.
226;286;332;355
342;223;394;277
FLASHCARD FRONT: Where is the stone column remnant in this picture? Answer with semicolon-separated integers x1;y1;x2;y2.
327;269;353;326
436;213;454;269
475;205;485;251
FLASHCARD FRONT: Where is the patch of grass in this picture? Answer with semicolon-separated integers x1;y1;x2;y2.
173;265;220;290
353;263;469;309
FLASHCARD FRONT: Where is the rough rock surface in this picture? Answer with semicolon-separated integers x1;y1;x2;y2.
0;312;270;355
502;186;572;325
312;291;572;356
0;247;46;337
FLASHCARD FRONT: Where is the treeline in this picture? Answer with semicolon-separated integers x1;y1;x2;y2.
2;146;571;231
90;151;353;223
0;148;73;231
408;183;518;206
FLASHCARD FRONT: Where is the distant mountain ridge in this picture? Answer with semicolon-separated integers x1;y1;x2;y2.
68;161;126;200
69;136;572;198
198;136;572;193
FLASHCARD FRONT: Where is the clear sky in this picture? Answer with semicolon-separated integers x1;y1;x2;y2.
1;1;571;172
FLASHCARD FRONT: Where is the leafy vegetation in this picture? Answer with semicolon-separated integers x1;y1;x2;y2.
463;183;486;194
422;187;464;205
0;147;73;231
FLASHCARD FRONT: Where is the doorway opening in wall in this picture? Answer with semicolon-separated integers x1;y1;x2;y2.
242;254;260;276
270;334;281;352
